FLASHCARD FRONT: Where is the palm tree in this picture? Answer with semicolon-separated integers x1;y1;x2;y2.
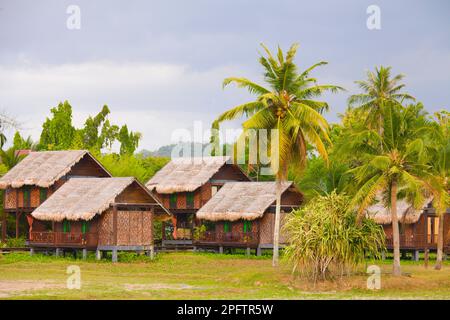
425;111;449;270
0;148;25;170
212;43;344;266
349;103;430;276
348;66;415;137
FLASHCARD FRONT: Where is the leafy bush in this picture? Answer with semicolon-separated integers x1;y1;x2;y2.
283;191;385;282
1;237;27;248
193;225;207;240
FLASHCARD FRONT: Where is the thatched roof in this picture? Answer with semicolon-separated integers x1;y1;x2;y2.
366;198;433;225
0;150;110;189
146;156;233;194
32;177;166;222
196;181;294;221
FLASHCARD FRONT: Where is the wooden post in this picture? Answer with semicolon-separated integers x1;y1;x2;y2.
112;248;118;263
15;212;20;239
1;211;6;242
150;245;155;260
414;250;420;262
424;248;429;268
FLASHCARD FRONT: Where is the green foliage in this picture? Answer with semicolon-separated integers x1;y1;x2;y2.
283;192;385;282
118;125;142;155
37;101;140;154
0;237;27;248
39;100;76;150
293;156;350;200
96;152;169;183
12;132;35;150
193;225;207;240
0;148;26;170
214;43;344;179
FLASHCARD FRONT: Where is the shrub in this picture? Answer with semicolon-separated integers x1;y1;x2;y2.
283;191;385;282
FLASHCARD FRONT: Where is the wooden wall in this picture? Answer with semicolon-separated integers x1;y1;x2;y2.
98;208;153;246
68;154;110;178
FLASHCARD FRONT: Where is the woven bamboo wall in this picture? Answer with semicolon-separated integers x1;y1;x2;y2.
259;212;287;245
98;208;153;246
98;209;114;245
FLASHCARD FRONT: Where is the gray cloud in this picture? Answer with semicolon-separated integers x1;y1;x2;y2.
0;0;449;150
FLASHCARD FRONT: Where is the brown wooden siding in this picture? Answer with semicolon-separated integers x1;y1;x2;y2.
98;208;152;246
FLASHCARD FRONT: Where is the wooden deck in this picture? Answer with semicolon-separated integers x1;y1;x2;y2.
385;233;450;253
29;232;98;249
194;231;259;247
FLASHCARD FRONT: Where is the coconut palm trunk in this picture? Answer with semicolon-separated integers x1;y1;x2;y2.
390;179;401;276
435;212;445;270
272;179;282;266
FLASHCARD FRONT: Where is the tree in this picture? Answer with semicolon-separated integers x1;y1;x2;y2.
39;101;76;150
12;132;36;150
283;191;385;282
425;110;450;270
348;66;415;137
212;43;343;266
82;105;112;150
0;148;26;170
118;125;142;155
348;103;430;276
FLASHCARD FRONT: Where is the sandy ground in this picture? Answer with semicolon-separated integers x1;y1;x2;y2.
0;280;65;298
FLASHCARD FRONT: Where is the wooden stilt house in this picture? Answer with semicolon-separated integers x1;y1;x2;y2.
195;181;303;255
367;199;450;259
29;177;169;261
0;150;111;241
146;156;250;246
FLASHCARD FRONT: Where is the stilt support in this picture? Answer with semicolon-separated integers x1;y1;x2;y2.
414;250;420;262
55;248;61;257
112;248;118;263
30;248;34;256
82;248;87;260
256;246;262;257
95;249;102;261
219;246;223;254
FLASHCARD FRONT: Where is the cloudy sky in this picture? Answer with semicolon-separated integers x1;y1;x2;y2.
0;0;449;150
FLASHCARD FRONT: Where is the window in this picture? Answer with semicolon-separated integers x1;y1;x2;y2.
243;220;252;233
223;221;231;233
39;188;47;204
169;194;177;209
62;220;71;233
186;192;194;208
81;221;90;234
23;187;31;207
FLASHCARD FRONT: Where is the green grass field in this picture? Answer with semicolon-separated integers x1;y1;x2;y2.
0;251;449;299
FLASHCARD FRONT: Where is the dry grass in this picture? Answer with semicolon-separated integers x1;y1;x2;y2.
0;251;449;299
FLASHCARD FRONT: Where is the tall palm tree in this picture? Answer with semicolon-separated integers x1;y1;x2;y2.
212;43;344;266
348;66;415;137
349;103;430;276
425;111;449;270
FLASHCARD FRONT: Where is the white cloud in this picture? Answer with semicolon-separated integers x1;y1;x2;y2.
0;60;254;150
